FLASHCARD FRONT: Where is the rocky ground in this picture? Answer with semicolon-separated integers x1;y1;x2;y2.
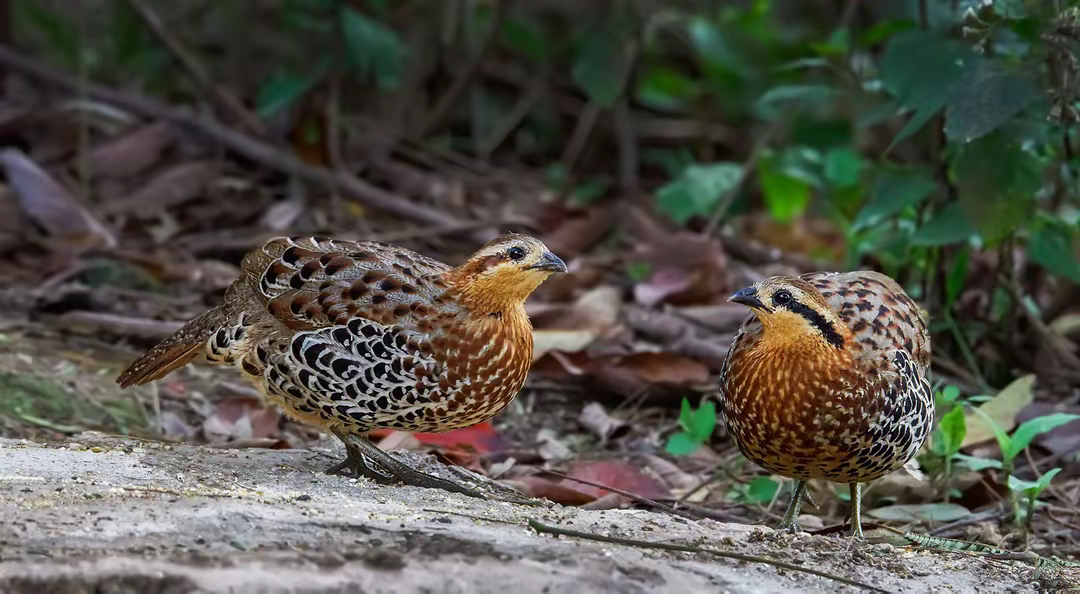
0;434;1063;594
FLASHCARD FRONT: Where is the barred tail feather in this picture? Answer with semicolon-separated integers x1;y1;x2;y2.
115;307;225;388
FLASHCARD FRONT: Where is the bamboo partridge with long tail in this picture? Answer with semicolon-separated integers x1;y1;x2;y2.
719;271;934;537
117;233;566;498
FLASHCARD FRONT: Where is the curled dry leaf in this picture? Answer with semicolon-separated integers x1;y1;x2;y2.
577;401;631;442
0;148;116;250
86;121;174;179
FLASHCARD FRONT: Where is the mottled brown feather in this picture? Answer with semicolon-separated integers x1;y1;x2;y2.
719;270;934;484
117;234;563;437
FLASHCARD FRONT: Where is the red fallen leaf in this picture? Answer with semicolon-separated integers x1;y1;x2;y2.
561;459;672;501
500;476;597;506
628;209;730;307
369;422;505;455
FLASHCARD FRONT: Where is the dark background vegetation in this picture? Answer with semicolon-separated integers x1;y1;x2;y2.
0;0;1079;557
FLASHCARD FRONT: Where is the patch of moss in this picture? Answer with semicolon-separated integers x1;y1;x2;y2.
0;372;147;435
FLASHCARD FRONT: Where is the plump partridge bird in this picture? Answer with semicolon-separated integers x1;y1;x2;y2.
719;271;934;537
117;233;566;497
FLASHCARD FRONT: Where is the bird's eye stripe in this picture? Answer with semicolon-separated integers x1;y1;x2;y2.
787;300;845;349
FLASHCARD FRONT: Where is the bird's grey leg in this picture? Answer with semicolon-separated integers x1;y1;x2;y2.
777;480;808;533
849;482;864;538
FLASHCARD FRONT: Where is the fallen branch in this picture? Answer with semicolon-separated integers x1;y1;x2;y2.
0;45;487;241
527;519;887;592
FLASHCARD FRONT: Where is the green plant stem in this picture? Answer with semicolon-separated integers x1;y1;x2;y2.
942;310;987;390
526;519;887;593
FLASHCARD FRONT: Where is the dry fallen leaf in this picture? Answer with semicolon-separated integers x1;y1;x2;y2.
0;148;116;250
101;160;219;217
577;401;630;442
962;374;1035;448
562;459;672;501
611;352;711;386
86;121;174;179
203;396;281;442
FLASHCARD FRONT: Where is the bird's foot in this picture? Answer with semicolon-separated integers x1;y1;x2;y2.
328;428;541;505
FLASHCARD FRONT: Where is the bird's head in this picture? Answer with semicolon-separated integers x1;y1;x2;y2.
450;233;566;313
728;276;848;350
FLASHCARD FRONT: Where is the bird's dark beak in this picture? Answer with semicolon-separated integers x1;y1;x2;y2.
729;286;767;311
528;251;567;273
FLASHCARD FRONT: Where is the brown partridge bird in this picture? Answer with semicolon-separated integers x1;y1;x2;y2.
719;271;934;537
117;234;566;497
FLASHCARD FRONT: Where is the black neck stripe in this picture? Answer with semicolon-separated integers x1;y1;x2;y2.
785;301;845;349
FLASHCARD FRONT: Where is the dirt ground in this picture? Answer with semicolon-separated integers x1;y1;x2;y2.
0;433;1065;594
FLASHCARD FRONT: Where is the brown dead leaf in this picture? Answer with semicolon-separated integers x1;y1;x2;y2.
562;460;672;500
629;209;730;307
0;148;116;251
610;352;710;386
542;204;615;260
101;160;219;217
86;121;174;179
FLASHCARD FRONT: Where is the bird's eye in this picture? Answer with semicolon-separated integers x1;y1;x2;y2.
507;246;526;261
772;289;793;307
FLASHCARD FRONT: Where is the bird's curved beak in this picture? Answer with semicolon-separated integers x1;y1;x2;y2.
729;286;767;311
528;251;567;273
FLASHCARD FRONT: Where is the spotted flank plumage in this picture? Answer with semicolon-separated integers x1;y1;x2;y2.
719;270;934;535
117;234;562;441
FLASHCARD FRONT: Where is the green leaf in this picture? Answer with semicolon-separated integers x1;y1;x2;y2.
946;247;970;307
655;162;743;224
940;405;967;458
636;65;700;111
501;18;548;64
1005;413;1080;461
19;3;81;69
756;85;838;119
689;401;717;441
945;60;1040;143
1029;219;1080;284
963;374;1035;448
1007;468;1061;495
678;397;694;433
880;29;971;147
744;476;779;504
340;6;409;90
572;23;626;107
687;17;751;79
823;148;863;188
911;202;977;246
953;132;1040;244
854;169;936;228
759;155;811;223
866;502;971;522
256;65;329;118
954;454;1002;471
665;432;702;455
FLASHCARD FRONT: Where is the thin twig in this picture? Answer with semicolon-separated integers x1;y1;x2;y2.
125;0;264;136
415;0;509;139
527;519;887;592
537;469;701;522
0;45;486;241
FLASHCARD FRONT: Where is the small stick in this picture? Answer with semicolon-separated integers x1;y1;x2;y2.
527;519;888;593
